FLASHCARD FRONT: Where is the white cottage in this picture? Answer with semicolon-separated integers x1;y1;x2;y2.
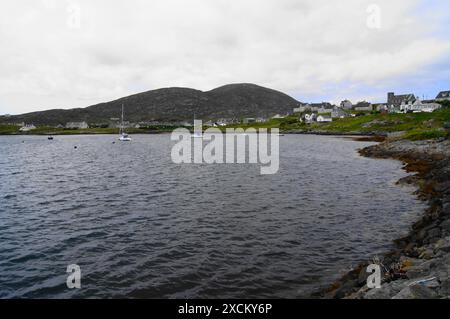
401;99;441;113
317;115;332;123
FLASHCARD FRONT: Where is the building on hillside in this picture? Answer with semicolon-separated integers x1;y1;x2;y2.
354;101;373;112
317;115;332;123
303;113;317;123
375;104;388;112
294;102;333;113
66;121;89;129
311;103;333;112
317;106;334;114
331;107;348;119
340;100;353;110
293;103;310;113
400;99;441;113
387;92;416;107
243;118;256;124
19;124;36;132
436;91;450;101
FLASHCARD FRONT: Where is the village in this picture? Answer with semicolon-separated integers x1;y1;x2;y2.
287;90;448;125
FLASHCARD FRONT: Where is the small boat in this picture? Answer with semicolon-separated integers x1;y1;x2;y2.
119;133;132;142
48;136;54;140
118;104;132;142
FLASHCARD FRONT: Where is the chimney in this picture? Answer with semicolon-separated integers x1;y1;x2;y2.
387;92;394;104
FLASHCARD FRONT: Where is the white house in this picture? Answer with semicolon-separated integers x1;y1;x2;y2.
303;113;317;123
19;124;36;132
317;115;332;123
401;99;441;113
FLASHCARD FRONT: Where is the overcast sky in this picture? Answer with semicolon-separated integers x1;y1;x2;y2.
0;0;449;115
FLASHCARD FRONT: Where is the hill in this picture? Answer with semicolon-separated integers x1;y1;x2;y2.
0;83;301;126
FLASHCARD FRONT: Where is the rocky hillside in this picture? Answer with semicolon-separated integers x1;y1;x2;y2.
0;83;301;126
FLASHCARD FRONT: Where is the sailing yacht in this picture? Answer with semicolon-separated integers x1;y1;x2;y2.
118;104;132;141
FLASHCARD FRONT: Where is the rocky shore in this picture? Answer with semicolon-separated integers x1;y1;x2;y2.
319;138;450;299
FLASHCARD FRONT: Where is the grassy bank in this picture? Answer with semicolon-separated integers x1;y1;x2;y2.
226;106;450;140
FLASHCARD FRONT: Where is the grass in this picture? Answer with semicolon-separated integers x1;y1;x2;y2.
0;125;21;134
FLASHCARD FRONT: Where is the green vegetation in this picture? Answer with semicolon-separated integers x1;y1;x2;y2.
224;107;450;141
0;125;21;134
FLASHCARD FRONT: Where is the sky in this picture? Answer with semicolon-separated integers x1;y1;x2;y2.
0;0;449;115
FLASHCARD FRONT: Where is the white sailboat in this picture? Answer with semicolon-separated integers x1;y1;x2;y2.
118;104;132;142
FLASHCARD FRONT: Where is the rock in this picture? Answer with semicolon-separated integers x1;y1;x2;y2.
443;203;450;216
435;181;450;193
333;280;359;299
416;229;428;241
440;220;450;233
427;227;441;238
363;280;409;299
419;249;434;260
392;284;438;299
439;279;450;297
435;236;450;253
405;260;433;279
358;267;370;286
409;277;440;289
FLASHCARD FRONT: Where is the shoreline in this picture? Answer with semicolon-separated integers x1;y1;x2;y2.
316;138;450;299
0;130;385;138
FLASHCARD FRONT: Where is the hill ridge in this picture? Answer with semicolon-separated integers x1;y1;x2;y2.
0;83;301;126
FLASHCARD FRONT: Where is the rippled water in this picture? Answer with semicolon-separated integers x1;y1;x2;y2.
0;134;426;298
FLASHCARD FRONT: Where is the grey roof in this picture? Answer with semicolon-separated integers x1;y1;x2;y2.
392;94;415;99
436;91;450;99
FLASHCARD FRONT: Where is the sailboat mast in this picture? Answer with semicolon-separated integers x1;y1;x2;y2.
120;104;124;135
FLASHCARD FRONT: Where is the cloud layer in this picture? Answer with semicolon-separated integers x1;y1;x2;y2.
0;0;449;114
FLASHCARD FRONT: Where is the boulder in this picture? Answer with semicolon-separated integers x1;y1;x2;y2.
364;280;409;299
440;220;450;233
435;236;450;253
427;227;441;239
405;260;433;279
439;279;450;297
392;284;438;299
419;249;434;260
443;203;450;216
